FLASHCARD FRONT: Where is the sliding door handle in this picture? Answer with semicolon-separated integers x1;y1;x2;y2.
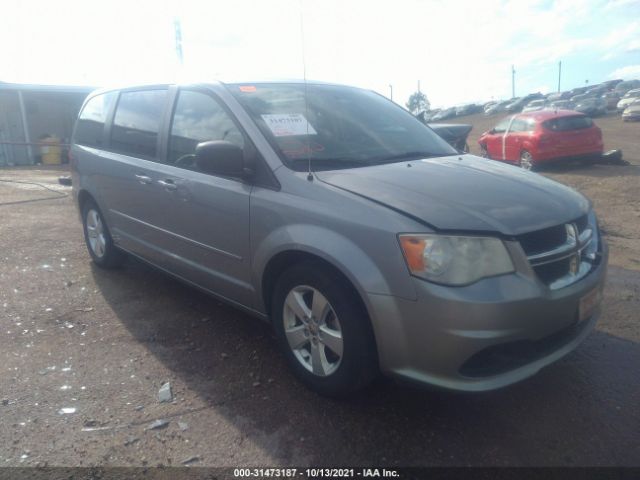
134;174;152;184
158;179;178;191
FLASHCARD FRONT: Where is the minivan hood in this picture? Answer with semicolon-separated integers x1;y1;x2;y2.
316;155;590;236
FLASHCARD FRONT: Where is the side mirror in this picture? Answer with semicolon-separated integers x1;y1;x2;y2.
195;141;247;177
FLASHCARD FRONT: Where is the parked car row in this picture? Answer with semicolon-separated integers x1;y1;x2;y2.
419;79;640;125
482;80;640;120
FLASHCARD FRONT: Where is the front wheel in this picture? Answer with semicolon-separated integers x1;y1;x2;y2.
272;261;378;397
519;150;536;170
479;144;490;158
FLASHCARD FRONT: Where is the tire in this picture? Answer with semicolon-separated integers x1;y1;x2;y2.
519;150;536;171
81;199;125;268
479;144;490;159
272;261;378;397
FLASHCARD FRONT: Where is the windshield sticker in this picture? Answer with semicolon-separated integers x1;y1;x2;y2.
261;114;318;137
238;85;257;92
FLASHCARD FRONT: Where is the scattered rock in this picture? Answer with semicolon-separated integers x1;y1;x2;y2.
177;421;189;431
2;399;9;406
124;436;139;446
252;381;261;388
81;425;113;432
221;353;229;359
134;405;144;411
158;382;173;403
181;455;200;465
145;419;169;431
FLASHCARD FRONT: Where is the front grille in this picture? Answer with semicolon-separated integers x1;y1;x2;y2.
517;223;567;257
534;257;572;284
516;214;600;288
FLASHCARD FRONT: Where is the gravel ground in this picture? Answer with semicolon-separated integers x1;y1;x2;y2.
1;112;639;468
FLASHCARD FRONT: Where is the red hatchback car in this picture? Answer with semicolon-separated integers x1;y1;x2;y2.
478;110;603;169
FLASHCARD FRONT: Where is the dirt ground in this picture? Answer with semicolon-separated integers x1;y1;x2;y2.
0;112;639;469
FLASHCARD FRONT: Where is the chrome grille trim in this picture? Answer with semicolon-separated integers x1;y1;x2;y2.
527;230;593;266
519;213;600;289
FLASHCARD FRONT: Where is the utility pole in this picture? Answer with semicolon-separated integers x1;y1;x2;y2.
511;65;515;98
557;61;562;92
174;18;184;65
389;84;393;101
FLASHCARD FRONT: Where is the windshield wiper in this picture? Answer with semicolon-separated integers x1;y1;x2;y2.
289;157;371;170
373;151;447;164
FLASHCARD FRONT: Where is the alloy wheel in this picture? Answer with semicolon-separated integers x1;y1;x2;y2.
86;208;107;258
282;285;343;377
520;151;534;170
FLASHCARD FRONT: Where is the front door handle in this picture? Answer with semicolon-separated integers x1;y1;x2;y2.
135;174;152;184
158;179;178;191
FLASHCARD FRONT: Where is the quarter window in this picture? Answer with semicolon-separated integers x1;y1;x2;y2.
74;92;117;148
111;90;167;159
168;90;244;168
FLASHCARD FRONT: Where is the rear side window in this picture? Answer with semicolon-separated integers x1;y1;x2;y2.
168;90;244;167
543;116;592;131
74;92;116;148
111;90;167;159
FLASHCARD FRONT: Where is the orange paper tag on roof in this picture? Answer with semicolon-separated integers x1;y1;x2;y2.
239;85;257;92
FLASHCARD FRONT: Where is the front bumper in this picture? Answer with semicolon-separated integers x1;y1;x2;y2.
367;239;608;392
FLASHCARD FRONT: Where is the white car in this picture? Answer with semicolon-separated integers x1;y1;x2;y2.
522;99;546;112
622;99;640;121
616;88;640;112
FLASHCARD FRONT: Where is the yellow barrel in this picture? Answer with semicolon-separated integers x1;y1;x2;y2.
41;135;62;165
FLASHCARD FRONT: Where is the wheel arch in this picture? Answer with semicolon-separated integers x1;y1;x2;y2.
254;223;413;316
77;189;96;212
261;249;369;320
261;248;380;370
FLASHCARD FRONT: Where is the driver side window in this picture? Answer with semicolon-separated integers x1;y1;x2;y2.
168;90;244;169
493;118;511;134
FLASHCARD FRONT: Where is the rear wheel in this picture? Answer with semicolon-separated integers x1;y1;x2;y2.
479;144;490;158
82;200;125;268
272;261;377;397
519;150;535;170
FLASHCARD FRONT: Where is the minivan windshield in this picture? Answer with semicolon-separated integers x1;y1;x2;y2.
229;83;456;171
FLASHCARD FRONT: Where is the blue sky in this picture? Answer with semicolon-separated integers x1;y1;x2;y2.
1;0;639;108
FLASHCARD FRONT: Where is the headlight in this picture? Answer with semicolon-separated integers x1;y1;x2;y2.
583;210;599;260
398;234;515;286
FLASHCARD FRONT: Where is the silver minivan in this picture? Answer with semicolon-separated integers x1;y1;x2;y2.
71;81;607;396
